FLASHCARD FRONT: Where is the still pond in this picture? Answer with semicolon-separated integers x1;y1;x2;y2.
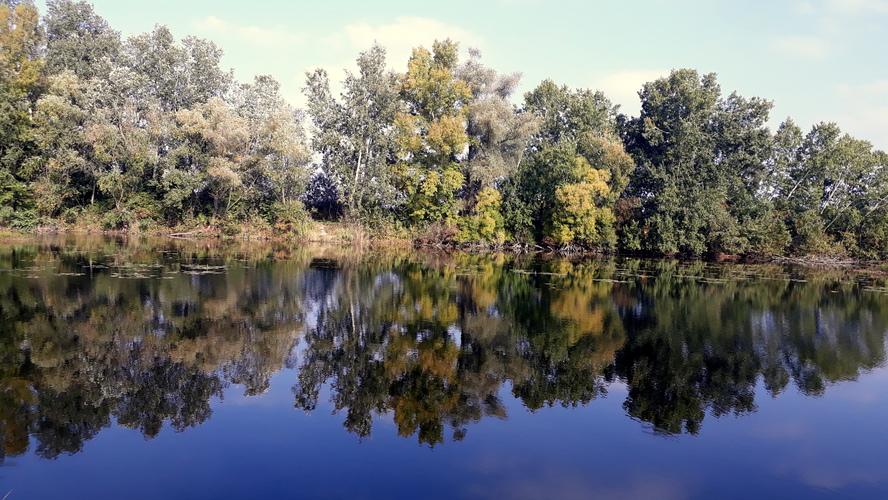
1;235;887;499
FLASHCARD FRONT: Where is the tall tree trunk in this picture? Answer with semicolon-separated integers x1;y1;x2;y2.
351;148;363;215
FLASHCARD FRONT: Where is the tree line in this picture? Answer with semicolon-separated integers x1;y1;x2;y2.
2;0;887;258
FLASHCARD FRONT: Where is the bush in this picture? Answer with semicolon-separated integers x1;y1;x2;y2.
415;221;457;245
303;171;342;219
456;187;505;244
70;204;107;231
220;218;242;236
790;210;844;257
5;209;41;231
0;206;12;227
61;206;82;226
270;200;312;237
353;212;410;242
102;208;132;231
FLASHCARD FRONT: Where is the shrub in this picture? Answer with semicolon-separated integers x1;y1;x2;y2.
0;206;13;227
7;209;41;231
102;208;132;231
270;200;312;237
416;221;457;245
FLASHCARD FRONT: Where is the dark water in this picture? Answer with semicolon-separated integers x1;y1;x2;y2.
1;236;887;499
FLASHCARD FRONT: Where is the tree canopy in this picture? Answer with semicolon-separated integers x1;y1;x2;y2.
1;1;886;259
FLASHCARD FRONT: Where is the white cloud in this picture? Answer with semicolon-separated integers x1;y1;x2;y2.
772;35;832;59
295;17;484;110
828;104;888;148
794;1;818;14
825;0;888;13
788;1;886;44
796;0;888;14
797;464;887;490
239;26;304;47
594;69;669;116
326;16;485;72
194;15;304;48
749;421;811;440
836;79;888;98
473;470;690;500
195;15;227;32
863;80;888;94
829;80;888;149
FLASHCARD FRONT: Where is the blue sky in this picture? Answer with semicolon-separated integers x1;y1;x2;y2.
35;0;888;149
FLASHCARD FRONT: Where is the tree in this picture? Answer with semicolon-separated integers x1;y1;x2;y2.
0;0;43;209
86;98;156;213
173;98;249;219
622;70;722;254
456;185;505;243
394;39;471;224
622;69;778;255
548;157;615;245
234;75;310;207
118;25;232;113
449;49;539;243
456;48;538;189
524;79;615;150
28;71;90;215
43;0;120;81
770;120;888;256
501;79;629;246
304;43;401;217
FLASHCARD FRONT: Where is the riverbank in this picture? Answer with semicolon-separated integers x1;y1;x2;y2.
2;224;886;271
0;220;409;246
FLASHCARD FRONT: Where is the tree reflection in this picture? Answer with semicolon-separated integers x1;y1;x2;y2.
0;236;308;460
293;254;888;441
0;237;887;457
610;261;888;434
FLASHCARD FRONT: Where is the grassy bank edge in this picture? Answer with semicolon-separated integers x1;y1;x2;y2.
3;222;888;272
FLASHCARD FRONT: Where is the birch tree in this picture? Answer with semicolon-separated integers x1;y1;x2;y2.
304;43;400;217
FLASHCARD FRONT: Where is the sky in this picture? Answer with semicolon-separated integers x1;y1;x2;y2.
34;0;888;150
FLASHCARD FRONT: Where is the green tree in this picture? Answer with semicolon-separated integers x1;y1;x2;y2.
173;98;250;219
85;94;157;215
233;75;310;208
43;0;120;81
771;120;888;256
456;185;505;243
304;44;401;217
501;80;628;246
28;71;90;215
622;69;778;255
451;49;538;243
524;79;615;150
548;158;614;245
119;25;232;113
457;48;538;189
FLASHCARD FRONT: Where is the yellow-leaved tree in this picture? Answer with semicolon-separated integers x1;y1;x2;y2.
394;39;471;224
0;0;43;210
548;156;614;245
456;186;505;243
545;133;634;247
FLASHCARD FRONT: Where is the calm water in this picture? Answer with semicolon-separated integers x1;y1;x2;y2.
1;235;887;499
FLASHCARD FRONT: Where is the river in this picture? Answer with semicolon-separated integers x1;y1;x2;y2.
1;235;886;499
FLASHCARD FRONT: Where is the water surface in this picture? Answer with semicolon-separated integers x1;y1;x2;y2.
1;235;887;499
